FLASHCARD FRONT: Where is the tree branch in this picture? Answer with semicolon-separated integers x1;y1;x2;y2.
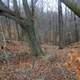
60;0;80;17
0;0;30;25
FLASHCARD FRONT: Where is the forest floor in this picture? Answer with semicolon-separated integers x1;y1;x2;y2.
0;41;80;80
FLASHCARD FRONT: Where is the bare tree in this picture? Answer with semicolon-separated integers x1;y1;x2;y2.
0;0;44;56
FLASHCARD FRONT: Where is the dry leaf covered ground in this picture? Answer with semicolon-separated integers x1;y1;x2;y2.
0;41;80;80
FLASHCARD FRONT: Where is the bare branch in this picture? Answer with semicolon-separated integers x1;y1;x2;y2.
0;0;30;24
0;0;22;19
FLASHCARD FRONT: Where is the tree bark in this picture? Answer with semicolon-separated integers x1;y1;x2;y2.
21;24;44;56
58;0;64;49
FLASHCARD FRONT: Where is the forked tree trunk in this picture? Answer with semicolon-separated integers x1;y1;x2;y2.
21;23;44;56
14;0;44;56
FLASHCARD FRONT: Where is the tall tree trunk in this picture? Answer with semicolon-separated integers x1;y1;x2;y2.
28;0;44;56
58;0;64;49
74;15;79;42
6;0;11;40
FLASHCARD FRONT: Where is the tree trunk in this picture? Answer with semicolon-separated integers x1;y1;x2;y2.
74;15;79;42
58;0;64;49
0;0;44;57
21;24;44;56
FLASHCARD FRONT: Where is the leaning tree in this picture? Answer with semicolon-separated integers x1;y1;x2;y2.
60;0;80;17
0;0;44;56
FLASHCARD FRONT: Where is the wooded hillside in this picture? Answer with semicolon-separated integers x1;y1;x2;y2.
0;0;80;80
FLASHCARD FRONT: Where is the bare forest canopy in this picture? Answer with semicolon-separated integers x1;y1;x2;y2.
0;0;80;18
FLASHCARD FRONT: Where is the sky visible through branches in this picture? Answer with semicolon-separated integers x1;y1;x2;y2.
36;0;66;13
2;0;66;13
